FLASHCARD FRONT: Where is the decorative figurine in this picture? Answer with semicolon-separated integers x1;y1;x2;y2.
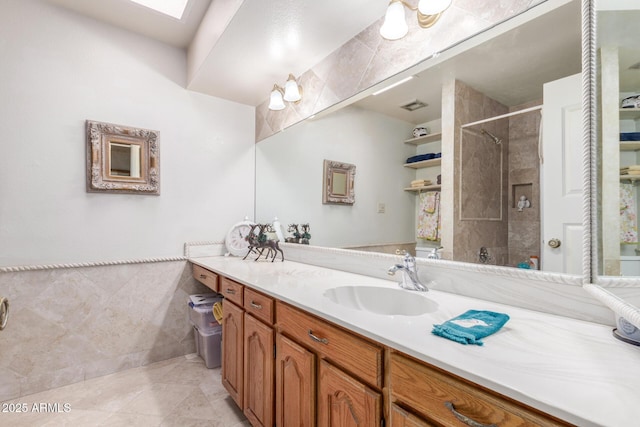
285;224;300;243
517;195;530;212
300;223;311;244
243;224;284;262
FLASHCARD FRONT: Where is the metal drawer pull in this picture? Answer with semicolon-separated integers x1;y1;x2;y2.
308;330;329;345
199;274;207;279
0;297;9;331
445;402;496;427
225;288;236;295
250;301;263;310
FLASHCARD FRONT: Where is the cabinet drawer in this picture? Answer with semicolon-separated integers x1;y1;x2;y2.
192;264;219;292
220;276;244;306
390;353;570;427
276;302;383;388
244;288;274;325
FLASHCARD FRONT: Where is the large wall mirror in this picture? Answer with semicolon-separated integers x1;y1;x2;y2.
595;0;640;282
256;0;585;274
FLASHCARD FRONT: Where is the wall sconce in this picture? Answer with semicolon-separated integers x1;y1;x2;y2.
268;74;303;110
380;0;452;41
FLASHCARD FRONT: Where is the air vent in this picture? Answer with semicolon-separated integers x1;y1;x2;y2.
629;61;640;70
400;99;428;111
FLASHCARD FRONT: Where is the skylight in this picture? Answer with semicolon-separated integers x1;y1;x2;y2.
129;0;189;19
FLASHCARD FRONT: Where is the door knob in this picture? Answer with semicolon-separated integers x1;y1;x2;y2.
548;238;561;249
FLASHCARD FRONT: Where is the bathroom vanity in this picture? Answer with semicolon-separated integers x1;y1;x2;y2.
190;256;640;427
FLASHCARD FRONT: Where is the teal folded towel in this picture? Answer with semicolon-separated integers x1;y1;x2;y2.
432;310;510;346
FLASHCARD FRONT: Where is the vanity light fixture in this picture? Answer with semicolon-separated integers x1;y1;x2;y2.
269;85;286;111
268;74;303;110
283;74;302;102
380;0;452;41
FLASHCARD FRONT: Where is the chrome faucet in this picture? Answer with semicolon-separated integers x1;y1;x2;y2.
388;252;428;292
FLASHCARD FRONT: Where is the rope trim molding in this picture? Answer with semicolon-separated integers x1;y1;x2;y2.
584;284;640;330
583;0;595;285
0;256;187;273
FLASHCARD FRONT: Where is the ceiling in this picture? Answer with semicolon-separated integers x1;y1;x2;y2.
353;0;583;124
45;0;388;106
597;9;640;93
47;0;630;124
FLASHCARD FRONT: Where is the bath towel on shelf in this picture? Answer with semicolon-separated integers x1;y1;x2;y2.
432;310;510;346
418;191;440;241
620;183;638;244
410;179;431;188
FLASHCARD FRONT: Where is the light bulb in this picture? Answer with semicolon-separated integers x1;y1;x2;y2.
283;74;301;102
379;2;408;41
268;85;285;111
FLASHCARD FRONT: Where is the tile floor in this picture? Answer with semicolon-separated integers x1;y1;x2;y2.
0;354;249;427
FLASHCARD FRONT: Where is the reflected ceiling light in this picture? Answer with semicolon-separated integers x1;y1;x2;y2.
283;74;302;102
268;85;286;111
380;0;452;40
372;76;414;96
380;1;408;41
269;74;303;110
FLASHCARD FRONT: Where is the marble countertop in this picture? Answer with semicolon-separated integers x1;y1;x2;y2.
191;256;640;427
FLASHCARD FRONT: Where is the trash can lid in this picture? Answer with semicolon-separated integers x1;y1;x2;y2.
189;293;222;306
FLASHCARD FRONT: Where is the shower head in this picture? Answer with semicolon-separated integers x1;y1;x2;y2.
481;129;502;145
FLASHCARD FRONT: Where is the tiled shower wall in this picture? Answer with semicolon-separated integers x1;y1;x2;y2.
255;0;545;142
0;261;210;401
453;80;510;265
508;100;543;267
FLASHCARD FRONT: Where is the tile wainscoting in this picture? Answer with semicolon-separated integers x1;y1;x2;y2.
0;260;211;401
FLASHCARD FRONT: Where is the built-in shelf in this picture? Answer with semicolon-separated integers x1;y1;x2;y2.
620;175;640;182
620;141;640;151
620;108;640;120
403;132;442;146
404;185;441;192
403;158;441;169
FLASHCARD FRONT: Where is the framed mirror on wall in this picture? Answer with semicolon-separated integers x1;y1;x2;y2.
86;120;160;195
255;0;586;274
322;160;356;205
590;0;640;333
594;1;640;280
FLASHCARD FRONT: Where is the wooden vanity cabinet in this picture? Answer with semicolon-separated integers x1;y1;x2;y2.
244;311;274;427
275;333;315;427
192;264;219;292
209;269;574;427
243;287;276;427
276;300;383;427
390;404;435;427
222;298;244;408
389;351;573;427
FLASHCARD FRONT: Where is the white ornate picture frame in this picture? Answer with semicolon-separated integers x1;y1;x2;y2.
322;159;355;205
86;120;160;195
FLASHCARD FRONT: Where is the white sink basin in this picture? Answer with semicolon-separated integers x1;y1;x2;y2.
323;285;438;316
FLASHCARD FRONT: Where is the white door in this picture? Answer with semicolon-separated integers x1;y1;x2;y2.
541;73;583;274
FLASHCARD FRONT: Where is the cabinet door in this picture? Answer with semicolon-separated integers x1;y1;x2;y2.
318;360;381;427
244;313;274;427
222;300;244;409
275;333;315;427
390;404;435;427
